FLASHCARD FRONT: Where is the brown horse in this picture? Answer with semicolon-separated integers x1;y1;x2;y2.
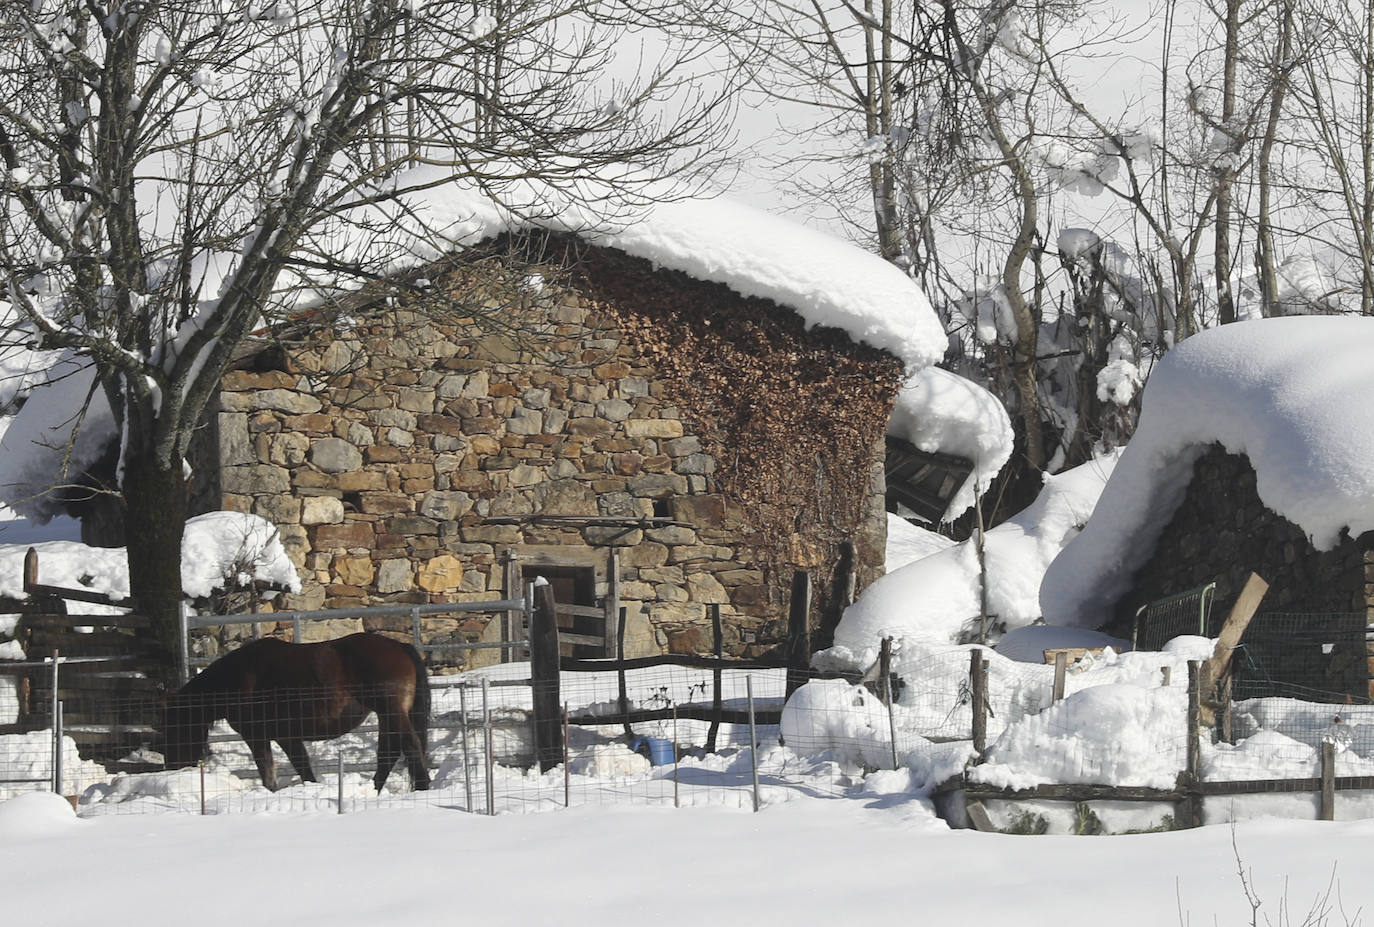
159;633;430;792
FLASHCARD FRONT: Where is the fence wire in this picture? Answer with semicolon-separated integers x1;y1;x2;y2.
9;634;1374;823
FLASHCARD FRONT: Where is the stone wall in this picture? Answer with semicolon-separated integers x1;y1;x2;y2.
1114;445;1373;697
206;236;901;663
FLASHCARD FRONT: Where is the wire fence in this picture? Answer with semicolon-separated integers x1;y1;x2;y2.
7;616;1374;826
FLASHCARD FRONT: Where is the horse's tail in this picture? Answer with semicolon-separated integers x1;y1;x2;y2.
403;642;430;753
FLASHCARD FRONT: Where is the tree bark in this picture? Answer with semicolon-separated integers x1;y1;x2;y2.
121;451;187;671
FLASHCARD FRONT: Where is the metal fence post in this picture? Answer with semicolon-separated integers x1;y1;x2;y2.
482;676;495;816
49;650;60;794
337;751;345;815
747;675;760;812
460;684;473;812
52;701;63;796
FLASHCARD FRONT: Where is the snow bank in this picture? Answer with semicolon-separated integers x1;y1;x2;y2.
0;790;79;835
1043;316;1374;626
888;367;1013;520
971;684;1188;790
884;513;954;571
825;452;1120;666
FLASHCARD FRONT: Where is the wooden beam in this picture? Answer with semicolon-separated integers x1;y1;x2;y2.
1201;572;1268;726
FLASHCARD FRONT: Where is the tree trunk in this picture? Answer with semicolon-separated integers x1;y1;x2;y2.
122;452;187;673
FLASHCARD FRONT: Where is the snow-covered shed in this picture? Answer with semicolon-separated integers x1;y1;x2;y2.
3;187;950;662
1041;317;1374;698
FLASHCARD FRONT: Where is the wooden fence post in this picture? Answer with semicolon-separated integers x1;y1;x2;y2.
785;571;811;698
530;583;563;773
1183;660;1203;827
1320;741;1336;821
880;637;899;769
970;649;987;758
1052;651;1068;702
705;604;724;754
616;606;632;739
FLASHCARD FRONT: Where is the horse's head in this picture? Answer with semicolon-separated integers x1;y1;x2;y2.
155;692;212;769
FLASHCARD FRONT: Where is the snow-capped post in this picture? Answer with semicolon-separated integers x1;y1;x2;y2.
969;649;988;758
337;751;344;815
529;580;563;773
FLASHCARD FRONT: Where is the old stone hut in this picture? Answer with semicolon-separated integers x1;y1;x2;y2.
167;194;949;663
1040;317;1374;699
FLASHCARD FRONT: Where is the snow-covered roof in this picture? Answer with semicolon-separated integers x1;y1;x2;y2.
1041;316;1374;627
888;367;1013;520
0;177;947;520
345;170;948;371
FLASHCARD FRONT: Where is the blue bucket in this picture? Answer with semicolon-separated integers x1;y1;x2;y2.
629;736;676;766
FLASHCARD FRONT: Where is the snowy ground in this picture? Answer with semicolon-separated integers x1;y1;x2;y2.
6;788;1374;927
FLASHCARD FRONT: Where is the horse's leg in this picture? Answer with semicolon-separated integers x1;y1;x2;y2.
398;718;431;791
245;735;280;791
280;738;316;784
373;724;404;793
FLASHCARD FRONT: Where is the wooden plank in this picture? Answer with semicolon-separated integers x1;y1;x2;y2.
962;783;1186;802
1043;646;1106;665
553;631;605;647
554;604;605;619
1052;651;1068;702
1200;573;1268;726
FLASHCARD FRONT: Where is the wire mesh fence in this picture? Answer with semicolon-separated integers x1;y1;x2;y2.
9;620;1374;825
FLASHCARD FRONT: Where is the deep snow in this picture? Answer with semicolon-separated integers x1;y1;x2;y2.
1043;316;1374;626
6;789;1374;927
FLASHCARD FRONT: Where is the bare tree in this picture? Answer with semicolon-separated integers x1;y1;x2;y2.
0;0;732;655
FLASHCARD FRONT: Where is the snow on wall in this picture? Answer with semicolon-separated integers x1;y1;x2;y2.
1042;316;1374;628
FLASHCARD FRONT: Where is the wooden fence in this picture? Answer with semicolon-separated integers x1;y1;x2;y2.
951;652;1368;830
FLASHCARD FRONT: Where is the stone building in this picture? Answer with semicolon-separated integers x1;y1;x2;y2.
1042;317;1374;700
1108;445;1373;698
184;213;945;663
